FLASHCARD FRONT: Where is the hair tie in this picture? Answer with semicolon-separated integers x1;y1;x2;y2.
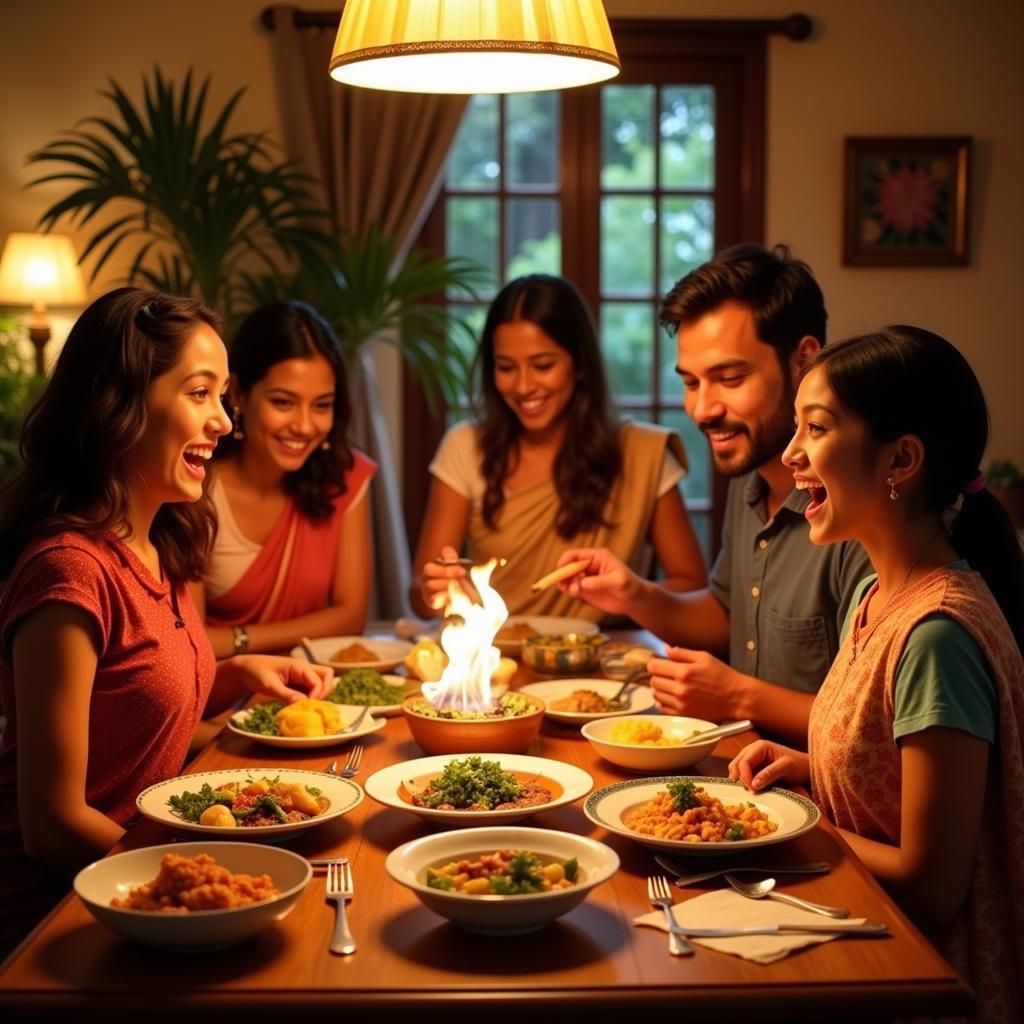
964;471;986;495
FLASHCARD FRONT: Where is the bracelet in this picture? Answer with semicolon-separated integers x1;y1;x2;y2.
232;625;250;654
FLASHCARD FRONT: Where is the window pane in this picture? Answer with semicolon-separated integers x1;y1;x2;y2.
661;407;710;503
601;195;655;297
600;302;653;400
660;196;715;294
506;92;559;187
447;197;498;296
447;95;500;189
448;303;488;370
505;198;560;279
602;85;655;189
660;85;715;189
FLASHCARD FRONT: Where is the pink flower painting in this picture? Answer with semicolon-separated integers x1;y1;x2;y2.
845;138;969;264
874;165;940;234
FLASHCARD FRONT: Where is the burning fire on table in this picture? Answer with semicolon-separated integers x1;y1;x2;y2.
413;560;533;720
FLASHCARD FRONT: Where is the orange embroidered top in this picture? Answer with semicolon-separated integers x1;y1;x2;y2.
809;566;1024;1024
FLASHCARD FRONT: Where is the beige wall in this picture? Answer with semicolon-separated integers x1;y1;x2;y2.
2;0;1021;462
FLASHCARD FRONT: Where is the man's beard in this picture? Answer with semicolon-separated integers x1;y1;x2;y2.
702;384;795;479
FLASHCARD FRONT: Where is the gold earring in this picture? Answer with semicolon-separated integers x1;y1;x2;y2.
320;439;331;451
232;412;244;441
886;474;898;501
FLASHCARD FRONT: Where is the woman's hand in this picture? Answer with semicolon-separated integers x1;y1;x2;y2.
420;544;469;612
231;655;334;703
728;740;810;792
556;547;643;617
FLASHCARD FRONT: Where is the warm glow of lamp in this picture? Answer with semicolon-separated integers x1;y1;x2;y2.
0;232;87;374
329;0;620;94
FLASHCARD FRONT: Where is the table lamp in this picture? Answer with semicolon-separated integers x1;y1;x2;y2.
329;0;620;94
0;232;88;375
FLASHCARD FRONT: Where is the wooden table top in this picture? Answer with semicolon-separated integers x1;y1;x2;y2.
0;651;974;1023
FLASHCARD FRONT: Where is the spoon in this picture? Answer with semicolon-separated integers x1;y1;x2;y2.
605;666;650;709
300;636;320;664
340;705;371;734
681;719;753;746
724;873;850;918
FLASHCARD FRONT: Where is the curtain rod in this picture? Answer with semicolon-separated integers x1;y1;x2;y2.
260;7;813;42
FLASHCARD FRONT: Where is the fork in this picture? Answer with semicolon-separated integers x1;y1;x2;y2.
339;743;363;778
647;875;694;956
326;858;356;955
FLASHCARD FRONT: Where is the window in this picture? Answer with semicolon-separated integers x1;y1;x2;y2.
405;23;768;558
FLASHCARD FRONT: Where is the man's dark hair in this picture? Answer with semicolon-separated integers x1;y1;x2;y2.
659;243;827;363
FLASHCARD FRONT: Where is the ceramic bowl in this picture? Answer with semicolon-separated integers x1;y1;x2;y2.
74;841;311;951
581;714;719;771
385;825;619;934
520;632;608;674
400;694;545;755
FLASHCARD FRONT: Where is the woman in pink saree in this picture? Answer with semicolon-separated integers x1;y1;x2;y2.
191;301;376;657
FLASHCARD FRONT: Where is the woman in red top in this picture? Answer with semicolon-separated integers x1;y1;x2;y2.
0;288;333;957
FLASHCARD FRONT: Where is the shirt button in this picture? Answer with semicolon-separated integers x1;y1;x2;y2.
746;639;757;651
759;539;769;549
751;586;760;597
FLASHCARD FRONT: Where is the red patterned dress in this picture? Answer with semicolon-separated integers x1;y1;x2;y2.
808;566;1024;1023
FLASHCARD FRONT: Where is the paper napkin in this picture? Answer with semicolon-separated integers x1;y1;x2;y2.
633;888;867;964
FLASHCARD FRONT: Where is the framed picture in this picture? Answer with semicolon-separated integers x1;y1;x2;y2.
843;136;971;266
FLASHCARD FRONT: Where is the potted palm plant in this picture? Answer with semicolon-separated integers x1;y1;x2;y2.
27;65;484;406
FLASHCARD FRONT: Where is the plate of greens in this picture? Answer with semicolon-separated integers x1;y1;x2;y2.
364;753;593;829
137;768;364;840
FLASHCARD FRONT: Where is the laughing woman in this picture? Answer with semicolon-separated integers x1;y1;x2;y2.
192;301;376;658
410;274;706;621
728;326;1024;1024
0;289;332;957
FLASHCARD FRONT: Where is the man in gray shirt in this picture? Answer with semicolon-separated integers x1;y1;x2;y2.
562;244;871;742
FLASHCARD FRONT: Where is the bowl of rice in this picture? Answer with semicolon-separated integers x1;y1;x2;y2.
74;841;312;951
581;714;720;771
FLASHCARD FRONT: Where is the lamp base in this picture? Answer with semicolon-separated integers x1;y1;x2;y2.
28;324;51;376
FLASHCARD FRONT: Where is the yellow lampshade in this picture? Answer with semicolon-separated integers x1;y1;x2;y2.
0;232;87;307
329;0;620;94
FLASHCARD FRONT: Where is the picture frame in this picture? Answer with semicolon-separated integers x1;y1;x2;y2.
843;136;971;266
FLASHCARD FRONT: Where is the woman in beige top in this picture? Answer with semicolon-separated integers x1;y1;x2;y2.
410;274;705;622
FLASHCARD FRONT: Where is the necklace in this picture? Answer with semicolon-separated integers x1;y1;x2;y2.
849;527;945;664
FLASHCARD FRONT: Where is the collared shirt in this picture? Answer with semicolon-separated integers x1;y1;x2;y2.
709;472;873;693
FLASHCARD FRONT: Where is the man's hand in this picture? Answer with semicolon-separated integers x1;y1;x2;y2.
557;547;643;617
648;646;744;721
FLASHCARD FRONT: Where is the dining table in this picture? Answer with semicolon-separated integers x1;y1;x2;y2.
0;629;975;1023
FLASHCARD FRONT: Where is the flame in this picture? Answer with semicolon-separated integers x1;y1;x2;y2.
421;558;508;712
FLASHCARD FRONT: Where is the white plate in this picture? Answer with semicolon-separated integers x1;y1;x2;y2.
292;635;413;672
517;678;656;724
226;703;387;748
494;616;599;656
365;753;593;828
137;768;364;841
583;776;819;856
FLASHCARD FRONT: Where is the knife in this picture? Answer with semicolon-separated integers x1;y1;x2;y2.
654;855;831;887
671;921;888;937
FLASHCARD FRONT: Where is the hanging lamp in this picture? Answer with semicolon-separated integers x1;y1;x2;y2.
329;0;620;94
